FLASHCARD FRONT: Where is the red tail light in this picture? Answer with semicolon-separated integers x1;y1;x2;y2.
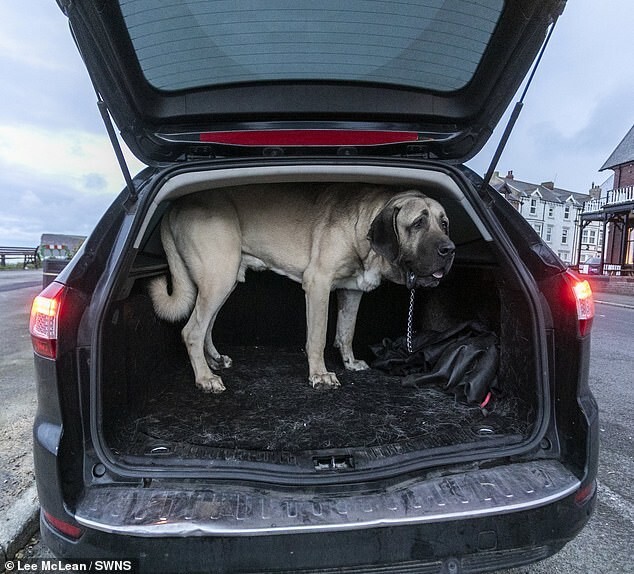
42;509;84;540
30;282;67;359
565;270;595;336
574;479;597;507
198;129;422;147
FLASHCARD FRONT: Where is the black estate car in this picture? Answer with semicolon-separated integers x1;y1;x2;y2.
31;1;598;572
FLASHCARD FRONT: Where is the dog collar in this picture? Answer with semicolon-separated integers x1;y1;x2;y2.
406;270;417;290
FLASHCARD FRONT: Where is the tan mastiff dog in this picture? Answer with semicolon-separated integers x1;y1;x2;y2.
149;183;455;392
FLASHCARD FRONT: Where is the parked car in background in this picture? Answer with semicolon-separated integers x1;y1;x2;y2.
580;256;602;275
30;1;598;572
40;233;85;287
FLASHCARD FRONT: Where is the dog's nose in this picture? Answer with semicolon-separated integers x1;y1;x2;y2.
438;240;455;258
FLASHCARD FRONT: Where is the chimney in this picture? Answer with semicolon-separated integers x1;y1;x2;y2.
588;183;601;200
506;170;514;180
541;181;554;190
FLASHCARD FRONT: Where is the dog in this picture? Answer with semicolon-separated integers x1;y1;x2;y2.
149;183;455;392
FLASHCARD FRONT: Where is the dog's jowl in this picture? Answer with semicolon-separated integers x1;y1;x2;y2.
149;183;454;392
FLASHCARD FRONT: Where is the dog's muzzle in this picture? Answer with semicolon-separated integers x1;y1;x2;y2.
406;238;455;289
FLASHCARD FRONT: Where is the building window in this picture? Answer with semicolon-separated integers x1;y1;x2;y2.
588;229;597;245
546;225;553;242
548;206;554;218
533;223;542;237
561;228;569;244
529;198;537;216
564;205;571;220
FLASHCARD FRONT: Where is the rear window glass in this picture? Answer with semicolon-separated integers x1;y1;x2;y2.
118;0;504;93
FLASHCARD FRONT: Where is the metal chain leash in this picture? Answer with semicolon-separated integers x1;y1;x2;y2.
407;287;416;354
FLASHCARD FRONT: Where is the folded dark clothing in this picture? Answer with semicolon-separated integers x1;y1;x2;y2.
370;321;499;406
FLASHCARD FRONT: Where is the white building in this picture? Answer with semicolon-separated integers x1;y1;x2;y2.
490;171;601;264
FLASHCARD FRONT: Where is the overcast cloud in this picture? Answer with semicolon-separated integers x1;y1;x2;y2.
1;0;633;247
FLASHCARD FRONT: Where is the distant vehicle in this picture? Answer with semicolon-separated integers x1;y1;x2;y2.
580;257;602;275
40;234;85;287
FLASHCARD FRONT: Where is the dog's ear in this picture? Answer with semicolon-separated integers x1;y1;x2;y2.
368;205;401;262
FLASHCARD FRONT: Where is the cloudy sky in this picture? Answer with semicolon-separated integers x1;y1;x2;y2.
1;1;633;247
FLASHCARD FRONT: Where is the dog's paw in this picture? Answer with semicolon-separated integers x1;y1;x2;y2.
309;372;341;390
196;374;226;393
344;359;370;371
206;354;233;370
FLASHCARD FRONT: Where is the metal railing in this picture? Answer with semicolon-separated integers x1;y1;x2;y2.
0;246;40;268
582;185;634;213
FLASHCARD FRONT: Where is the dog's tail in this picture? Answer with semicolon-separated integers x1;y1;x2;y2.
148;212;196;322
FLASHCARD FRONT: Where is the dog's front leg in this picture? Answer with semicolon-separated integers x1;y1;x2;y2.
335;289;370;371
303;272;340;389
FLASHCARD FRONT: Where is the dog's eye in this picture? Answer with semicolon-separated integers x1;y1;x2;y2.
441;220;449;233
411;218;425;230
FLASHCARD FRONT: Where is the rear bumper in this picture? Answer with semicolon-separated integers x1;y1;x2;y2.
41;489;595;574
73;460;578;536
39;460;596;573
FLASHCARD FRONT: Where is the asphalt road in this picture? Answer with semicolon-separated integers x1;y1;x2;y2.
2;270;633;573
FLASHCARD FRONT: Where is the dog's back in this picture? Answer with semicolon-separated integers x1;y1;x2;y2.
171;183;393;284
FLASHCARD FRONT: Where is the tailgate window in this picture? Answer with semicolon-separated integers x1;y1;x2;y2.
118;0;504;92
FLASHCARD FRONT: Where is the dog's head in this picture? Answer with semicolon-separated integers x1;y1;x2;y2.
368;190;455;288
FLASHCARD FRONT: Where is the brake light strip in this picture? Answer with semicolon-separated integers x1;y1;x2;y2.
199;130;422;147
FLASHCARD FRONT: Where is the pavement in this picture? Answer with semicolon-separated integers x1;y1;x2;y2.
0;485;39;566
1;273;633;566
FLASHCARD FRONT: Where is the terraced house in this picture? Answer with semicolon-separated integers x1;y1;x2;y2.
491;171;600;264
579;125;634;275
